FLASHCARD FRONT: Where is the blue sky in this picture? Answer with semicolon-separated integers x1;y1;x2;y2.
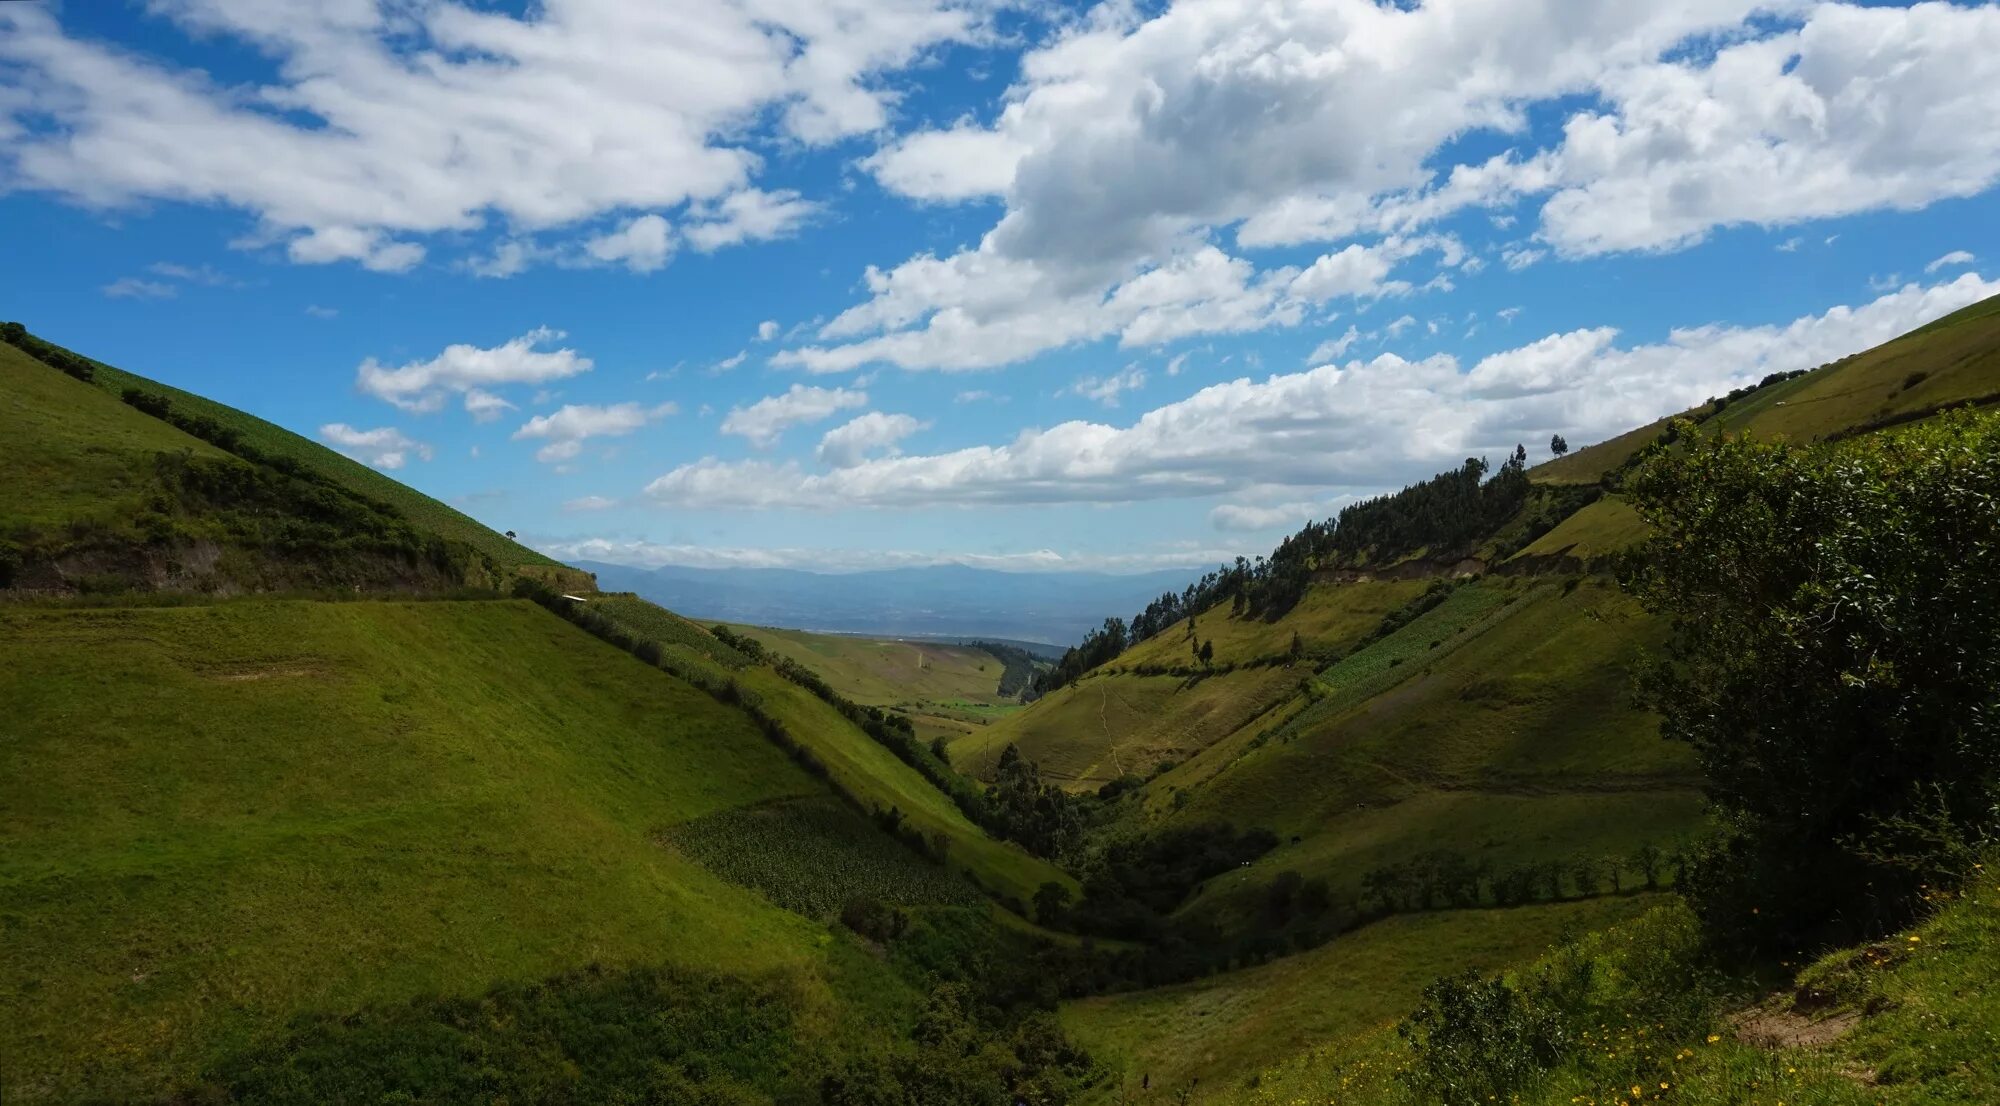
2;0;1997;572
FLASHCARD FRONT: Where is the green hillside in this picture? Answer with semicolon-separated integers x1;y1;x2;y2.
1;325;585;590
590;596;1076;906
971;298;2000;1102
0;599;895;1098
718;621;1039;746
0;332;1100;1103
1066;895;1658;1101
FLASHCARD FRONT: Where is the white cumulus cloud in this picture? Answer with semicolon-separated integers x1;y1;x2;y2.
816;412;926;468
319;423;433;470
513;401;675;463
654;275;2000;511
721;384;868;448
357;327;593;413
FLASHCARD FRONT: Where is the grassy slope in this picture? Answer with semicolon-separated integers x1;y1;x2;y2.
0;599;892;1100
1157;579;1701;927
1119;578;1432;669
591;596;1075;903
952;580;1428;791
0;343;237;528
719;621;1032;747
11;330;571;579
1065;895;1660;1103
1229;873;2000;1106
721;622;1013;707
953;665;1311;789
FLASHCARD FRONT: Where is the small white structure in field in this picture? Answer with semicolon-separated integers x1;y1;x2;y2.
560;594;589;602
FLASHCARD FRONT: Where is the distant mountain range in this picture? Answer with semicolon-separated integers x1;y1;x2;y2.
570;561;1200;645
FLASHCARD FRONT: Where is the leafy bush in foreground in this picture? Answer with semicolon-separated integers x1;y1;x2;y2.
1625;409;2000;951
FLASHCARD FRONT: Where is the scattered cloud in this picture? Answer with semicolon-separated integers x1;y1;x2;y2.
0;2;992;272
816;412;926;468
512;401;675;463
648;276;2000;511
563;495;618;512
682;189;819;252
1926;250;1977;274
584;214;673;273
1776;237;1803;253
357;326;592;413
1069;365;1147;408
463;389;516;423
720;384;867;448
712;350;749;374
318;423;432;470
1210;501;1335;533
755;320;780;342
304;304;338;319
101;277;175;300
1307;326;1361;365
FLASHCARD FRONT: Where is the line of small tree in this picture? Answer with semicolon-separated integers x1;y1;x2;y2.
511;580;962;874
1039;447;1540;699
1;321;94;382
965;639;1044;699
1359;844;1684;917
707;624;1090;861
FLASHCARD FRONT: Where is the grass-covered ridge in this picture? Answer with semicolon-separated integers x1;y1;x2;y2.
0;598;861;1098
1;323;583;591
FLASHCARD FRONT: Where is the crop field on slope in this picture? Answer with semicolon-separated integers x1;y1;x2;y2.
718;621;1035;747
663;796;985;917
0;599;847;1101
591;597;1074;904
20;330;561;574
721;622;1018;707
1158;579;1701;930
1114;578;1432;669
1064;895;1659;1104
952;663;1309;791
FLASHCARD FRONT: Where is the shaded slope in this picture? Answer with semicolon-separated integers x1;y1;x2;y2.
1157;578;1701;930
1064;895;1658;1103
0;598;884;1099
589;594;1076;906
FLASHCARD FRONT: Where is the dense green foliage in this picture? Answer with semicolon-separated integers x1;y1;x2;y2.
1063;824;1280;941
1626;409;2000;950
663;797;984;917
987;743;1088;860
970;639;1045;698
1044;445;1546;696
192;964;808;1104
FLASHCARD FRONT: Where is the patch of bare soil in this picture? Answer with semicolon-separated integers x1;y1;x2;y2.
1731;1003;1861;1050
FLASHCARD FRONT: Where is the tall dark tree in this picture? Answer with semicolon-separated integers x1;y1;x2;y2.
1549;433;1569;457
1625;411;2000;950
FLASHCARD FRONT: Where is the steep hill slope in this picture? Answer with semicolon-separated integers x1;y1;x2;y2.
1;324;585;592
0;330;1090;1103
716;620;1043;746
586;595;1074;906
0;598;938;1100
975;295;2000;1099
